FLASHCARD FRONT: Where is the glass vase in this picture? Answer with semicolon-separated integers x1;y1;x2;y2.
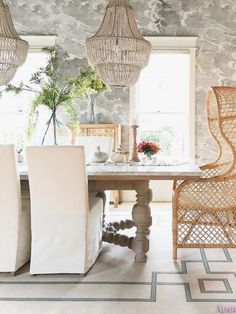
32;106;72;145
141;153;157;165
88;94;96;124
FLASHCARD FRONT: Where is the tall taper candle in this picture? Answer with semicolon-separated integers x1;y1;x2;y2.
131;124;140;162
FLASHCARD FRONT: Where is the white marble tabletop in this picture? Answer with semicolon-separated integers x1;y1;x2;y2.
19;162;202;181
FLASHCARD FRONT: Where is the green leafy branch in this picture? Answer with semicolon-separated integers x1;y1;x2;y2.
2;46;106;144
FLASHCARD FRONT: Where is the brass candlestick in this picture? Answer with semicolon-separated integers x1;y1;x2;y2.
131;125;140;162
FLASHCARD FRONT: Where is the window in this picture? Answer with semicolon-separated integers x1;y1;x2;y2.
130;37;197;162
0;36;56;150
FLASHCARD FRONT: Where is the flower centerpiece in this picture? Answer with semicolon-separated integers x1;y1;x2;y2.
138;141;160;160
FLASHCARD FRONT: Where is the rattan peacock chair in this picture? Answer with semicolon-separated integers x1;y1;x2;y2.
172;86;236;260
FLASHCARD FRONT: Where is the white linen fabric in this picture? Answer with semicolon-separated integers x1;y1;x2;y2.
0;145;31;272
77;136;112;213
26;146;103;274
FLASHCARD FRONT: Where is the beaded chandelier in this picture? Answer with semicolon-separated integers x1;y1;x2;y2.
86;0;151;87
0;0;28;86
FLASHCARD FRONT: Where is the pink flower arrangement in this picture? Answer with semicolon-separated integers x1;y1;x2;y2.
138;141;160;156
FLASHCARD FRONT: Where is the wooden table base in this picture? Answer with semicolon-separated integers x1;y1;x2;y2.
99;181;153;263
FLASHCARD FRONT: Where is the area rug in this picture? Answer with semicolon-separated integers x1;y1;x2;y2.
0;203;235;314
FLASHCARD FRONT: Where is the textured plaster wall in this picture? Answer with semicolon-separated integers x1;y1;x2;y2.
9;0;236;163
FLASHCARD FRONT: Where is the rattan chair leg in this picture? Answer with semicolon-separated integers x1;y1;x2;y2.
172;203;178;260
173;246;177;260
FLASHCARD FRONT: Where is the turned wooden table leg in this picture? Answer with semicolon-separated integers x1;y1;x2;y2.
113;190;120;208
96;191;106;227
131;181;152;263
146;188;153;235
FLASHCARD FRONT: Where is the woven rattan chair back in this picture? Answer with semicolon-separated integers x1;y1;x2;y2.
172;86;236;259
207;86;236;176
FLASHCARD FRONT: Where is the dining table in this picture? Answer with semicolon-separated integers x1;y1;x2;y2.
20;162;202;263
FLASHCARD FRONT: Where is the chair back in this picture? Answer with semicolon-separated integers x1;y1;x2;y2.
76;136;112;163
207;86;236;176
0;145;22;270
26;146;90;272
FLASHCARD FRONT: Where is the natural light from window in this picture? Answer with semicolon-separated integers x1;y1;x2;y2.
0;52;48;151
135;52;190;161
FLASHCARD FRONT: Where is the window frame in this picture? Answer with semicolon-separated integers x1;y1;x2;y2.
130;36;197;161
21;36;57;52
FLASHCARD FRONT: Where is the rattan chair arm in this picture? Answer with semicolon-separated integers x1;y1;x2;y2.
200;163;217;171
172;162;214;192
200;161;230;171
201;161;232;178
173;160;231;193
173;175;232;202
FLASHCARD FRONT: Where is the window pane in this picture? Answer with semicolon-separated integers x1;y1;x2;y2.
138;53;190;113
138;113;186;160
136;51;190;160
0;53;48;146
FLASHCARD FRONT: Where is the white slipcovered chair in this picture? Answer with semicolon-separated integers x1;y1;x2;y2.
26;146;104;275
77;136;112;213
0;145;31;274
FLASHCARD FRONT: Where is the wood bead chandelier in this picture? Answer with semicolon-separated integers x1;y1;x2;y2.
86;0;151;87
0;0;28;86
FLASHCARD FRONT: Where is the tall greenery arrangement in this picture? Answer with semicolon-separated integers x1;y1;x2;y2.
72;66;106;97
71;66;107;123
4;46;91;145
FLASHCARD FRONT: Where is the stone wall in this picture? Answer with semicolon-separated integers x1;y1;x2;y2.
9;0;236;163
